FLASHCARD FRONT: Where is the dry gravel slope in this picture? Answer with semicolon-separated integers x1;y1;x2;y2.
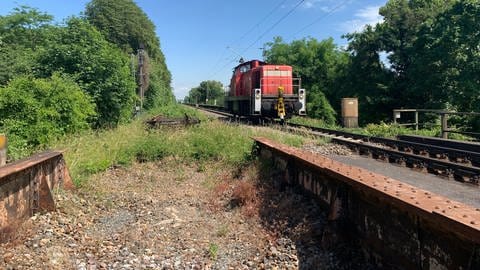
1;150;368;269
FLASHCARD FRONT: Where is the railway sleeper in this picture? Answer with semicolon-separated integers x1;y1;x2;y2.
426;162;453;179
387;154;406;166
404;158;427;172
453;169;480;185
371;151;388;162
471;157;480;168
446;152;471;165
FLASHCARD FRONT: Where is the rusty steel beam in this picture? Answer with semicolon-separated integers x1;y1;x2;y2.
0;151;73;243
254;137;480;269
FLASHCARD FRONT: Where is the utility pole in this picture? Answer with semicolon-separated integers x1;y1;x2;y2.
138;43;145;111
206;82;209;104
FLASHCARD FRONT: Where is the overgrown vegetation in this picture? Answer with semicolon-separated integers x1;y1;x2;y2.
262;0;480;129
53;105;305;185
0;1;174;160
0;74;96;159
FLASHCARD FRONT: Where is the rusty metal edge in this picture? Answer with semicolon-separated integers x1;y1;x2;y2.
253;137;480;243
0;151;64;181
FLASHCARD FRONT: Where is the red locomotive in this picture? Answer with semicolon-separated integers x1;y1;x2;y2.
225;60;306;121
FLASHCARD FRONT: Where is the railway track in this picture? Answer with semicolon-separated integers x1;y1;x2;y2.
190;104;480;185
287;123;480;185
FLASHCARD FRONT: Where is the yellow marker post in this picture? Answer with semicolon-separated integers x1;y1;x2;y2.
277;87;286;122
0;134;6;166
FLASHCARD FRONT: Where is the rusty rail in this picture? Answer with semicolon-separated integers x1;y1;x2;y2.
145;114;201;127
254;137;480;269
0;151;73;243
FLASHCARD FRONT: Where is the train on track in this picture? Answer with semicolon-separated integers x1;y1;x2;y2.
224;59;306;122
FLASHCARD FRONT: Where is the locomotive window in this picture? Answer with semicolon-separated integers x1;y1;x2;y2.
239;65;250;73
264;70;291;77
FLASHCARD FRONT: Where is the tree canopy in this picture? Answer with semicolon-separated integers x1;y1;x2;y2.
35;17;136;127
185;81;225;105
0;3;174;158
261;0;479;126
85;0;173;110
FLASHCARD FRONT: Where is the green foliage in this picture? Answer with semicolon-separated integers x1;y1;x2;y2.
53;104;306;185
85;0;174;109
208;243;219;260
409;1;480;113
85;0;160;58
0;6;53;85
35;18;136;127
185;80;225;105
338;26;394;124
0;74;96;159
307;89;336;125
0;6;53;49
288;116;339;129
144;61;175;109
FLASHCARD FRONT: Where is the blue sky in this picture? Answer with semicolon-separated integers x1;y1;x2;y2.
0;0;387;99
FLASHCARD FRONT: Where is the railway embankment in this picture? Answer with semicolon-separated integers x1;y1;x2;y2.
2;114;373;269
2;107;480;269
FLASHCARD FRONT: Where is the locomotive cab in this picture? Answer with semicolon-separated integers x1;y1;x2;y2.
225;60;306;120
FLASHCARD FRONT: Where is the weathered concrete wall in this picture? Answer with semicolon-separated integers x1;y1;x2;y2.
0;151;73;243
255;138;480;270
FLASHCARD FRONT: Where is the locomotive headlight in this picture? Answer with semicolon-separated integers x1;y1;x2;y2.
299;89;305;99
255;89;261;99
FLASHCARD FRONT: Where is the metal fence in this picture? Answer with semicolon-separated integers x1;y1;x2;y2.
393;109;480;139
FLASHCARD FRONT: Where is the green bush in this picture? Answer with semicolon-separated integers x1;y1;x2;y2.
35;17;136;127
0;73;96;159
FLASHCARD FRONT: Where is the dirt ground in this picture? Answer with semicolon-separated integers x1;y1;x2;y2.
0;157;370;270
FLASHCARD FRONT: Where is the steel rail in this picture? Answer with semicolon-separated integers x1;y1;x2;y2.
286;123;480;184
398;134;480;153
331;136;480;184
188;104;480;183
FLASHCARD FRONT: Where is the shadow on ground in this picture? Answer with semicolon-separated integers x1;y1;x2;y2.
255;160;376;270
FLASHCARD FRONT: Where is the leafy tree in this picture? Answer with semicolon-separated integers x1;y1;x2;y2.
0;6;53;85
374;0;457;110
410;1;480;111
337;0;457;123
0;74;96;158
85;0;173;108
186;81;224;105
0;6;53;49
378;0;456;77
35;18;136;127
337;26;394;124
85;0;159;57
409;0;480;129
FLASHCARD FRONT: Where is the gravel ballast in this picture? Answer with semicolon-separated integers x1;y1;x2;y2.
1;157;370;269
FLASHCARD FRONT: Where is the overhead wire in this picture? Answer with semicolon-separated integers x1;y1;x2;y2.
240;0;305;55
231;0;289;46
206;0;293;80
291;0;350;40
201;0;310;93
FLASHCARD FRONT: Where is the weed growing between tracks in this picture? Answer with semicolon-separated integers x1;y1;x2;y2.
290;116;475;140
54;105;307;186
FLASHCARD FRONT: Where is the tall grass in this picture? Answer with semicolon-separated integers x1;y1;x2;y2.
290;116;475;140
53;105;306;185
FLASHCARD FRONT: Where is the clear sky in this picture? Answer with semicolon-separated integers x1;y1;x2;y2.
0;0;387;99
